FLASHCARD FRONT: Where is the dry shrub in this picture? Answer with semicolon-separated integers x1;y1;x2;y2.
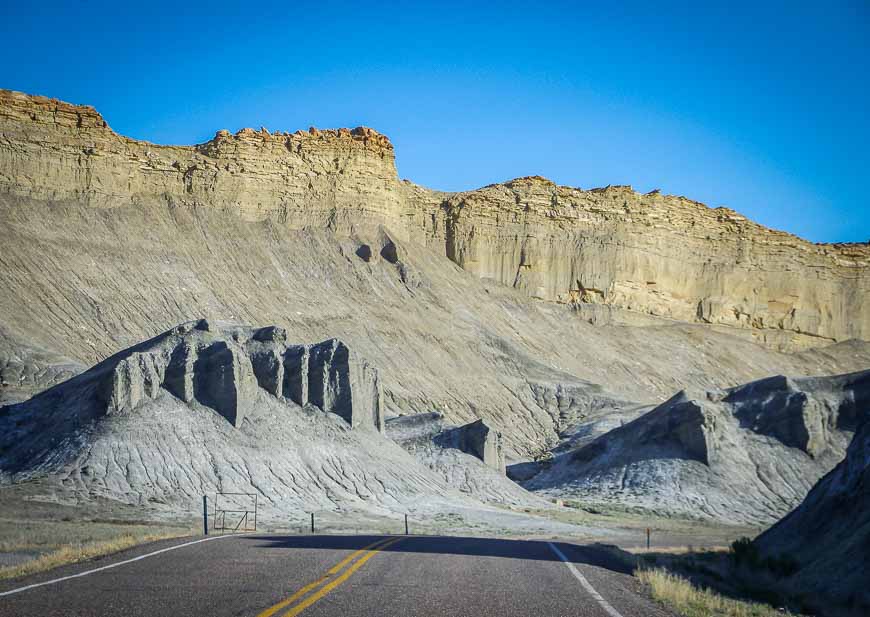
637;567;794;617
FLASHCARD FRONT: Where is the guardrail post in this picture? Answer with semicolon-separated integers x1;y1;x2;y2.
203;496;208;536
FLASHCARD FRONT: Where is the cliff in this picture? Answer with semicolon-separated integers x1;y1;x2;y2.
438;177;870;348
1;89;867;348
4;89;870;460
0;89;400;235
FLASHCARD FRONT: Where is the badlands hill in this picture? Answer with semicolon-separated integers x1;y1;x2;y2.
1;89;868;354
1;89;869;529
1;90;869;449
521;370;870;523
755;416;870;609
0;320;537;518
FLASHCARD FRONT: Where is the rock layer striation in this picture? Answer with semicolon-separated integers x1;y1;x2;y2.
1;89;867;349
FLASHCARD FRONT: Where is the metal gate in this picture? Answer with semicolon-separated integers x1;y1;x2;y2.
212;492;258;533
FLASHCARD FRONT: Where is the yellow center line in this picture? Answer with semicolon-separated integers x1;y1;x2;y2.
256;537;397;617
280;536;405;617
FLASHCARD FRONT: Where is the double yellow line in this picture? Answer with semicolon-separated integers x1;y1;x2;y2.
257;536;404;617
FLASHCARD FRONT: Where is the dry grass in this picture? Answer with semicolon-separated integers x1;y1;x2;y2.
637;568;793;617
628;545;730;555
0;518;193;552
0;515;199;581
0;531;192;580
513;501;763;550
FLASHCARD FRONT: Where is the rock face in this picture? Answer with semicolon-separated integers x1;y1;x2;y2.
435;418;506;473
523;370;870;523
3;89;870;462
88;319;381;432
0;330;544;517
754;417;870;611
1;89;867;350
281;337;383;431
386;413;538;505
0;90;399;236
439;178;870;349
725;373;867;458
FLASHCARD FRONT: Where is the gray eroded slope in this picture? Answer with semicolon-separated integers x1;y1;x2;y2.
0;321;546;519
0;327;83;405
3;194;870;458
387;413;548;506
522;370;870;524
755;416;870;610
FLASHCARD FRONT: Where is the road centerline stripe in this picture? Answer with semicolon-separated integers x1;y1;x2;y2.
256;536;398;617
547;542;625;617
280;537;404;617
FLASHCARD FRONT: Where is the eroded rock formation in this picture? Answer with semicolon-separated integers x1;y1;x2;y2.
1;89;867;349
523;369;870;523
754;416;870;611
439;177;870;348
435;418;506;473
385;413;532;503
96;319;383;431
0;335;542;516
0;337;457;516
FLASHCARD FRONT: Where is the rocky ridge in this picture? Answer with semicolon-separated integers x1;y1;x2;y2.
1;88;868;349
3;89;870;466
754;415;870;611
0;321;541;515
0;321;384;480
386;413;537;506
522;370;870;523
101;319;383;431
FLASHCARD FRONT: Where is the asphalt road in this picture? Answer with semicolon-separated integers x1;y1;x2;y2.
0;534;673;616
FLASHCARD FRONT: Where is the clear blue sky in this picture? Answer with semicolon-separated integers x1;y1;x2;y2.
1;1;868;243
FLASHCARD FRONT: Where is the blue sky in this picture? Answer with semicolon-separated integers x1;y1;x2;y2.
1;1;868;243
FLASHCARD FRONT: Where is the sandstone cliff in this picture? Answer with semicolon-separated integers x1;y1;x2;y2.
439;178;870;348
0;90;399;235
3;89;870;460
1;89;867;348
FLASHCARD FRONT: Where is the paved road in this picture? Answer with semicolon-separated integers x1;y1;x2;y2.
0;534;673;616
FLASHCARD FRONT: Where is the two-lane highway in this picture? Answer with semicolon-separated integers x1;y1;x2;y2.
0;535;673;616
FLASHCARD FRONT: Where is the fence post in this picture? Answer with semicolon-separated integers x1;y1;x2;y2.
311;512;315;533
646;527;650;550
405;514;409;535
203;496;209;536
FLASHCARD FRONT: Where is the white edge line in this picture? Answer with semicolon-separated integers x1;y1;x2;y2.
547;541;625;617
0;534;236;598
